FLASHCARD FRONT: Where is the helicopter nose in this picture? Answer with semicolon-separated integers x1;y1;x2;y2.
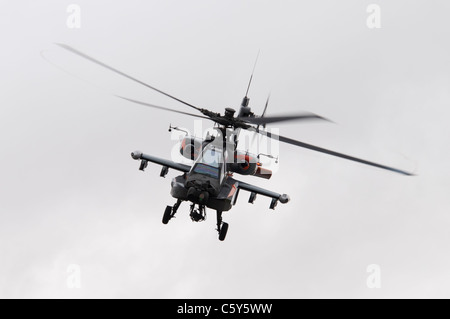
187;187;210;204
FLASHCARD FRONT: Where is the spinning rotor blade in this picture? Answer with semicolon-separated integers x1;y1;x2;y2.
256;130;414;176
55;43;202;112
116;96;210;120
241;113;331;126
261;94;270;119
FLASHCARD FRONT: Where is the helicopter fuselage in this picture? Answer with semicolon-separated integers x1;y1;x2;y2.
170;173;237;212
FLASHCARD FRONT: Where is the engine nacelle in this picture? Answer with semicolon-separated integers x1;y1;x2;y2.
179;136;203;160
228;151;258;176
228;151;273;179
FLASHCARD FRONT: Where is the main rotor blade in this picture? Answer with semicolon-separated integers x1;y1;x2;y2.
256;130;414;176
55;43;202;112
261;94;270;118
241;113;332;126
116;96;210;120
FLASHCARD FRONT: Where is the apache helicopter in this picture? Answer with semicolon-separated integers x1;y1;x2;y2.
56;43;413;241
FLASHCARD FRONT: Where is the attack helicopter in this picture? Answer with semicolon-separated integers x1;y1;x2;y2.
56;43;413;241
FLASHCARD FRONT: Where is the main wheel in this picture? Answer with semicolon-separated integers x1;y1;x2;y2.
218;222;229;241
162;206;172;224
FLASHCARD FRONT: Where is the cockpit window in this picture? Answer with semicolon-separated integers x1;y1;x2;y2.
191;146;223;180
199;147;222;168
192;163;219;179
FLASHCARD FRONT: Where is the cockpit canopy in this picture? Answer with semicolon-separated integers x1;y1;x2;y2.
191;145;225;181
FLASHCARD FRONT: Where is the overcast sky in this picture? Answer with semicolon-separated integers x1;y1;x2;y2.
1;0;450;298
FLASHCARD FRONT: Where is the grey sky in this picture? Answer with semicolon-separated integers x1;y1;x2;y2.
1;0;450;298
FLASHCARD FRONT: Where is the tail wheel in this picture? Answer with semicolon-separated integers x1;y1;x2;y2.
219;222;229;241
162;206;172;224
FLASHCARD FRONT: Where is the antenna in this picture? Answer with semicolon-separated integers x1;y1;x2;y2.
241;50;260;107
245;50;260;97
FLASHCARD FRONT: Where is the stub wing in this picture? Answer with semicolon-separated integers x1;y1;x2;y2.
131;151;191;173
235;179;290;210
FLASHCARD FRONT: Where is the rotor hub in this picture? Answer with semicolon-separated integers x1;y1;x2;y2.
225;107;236;118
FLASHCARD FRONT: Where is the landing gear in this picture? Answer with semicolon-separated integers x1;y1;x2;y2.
162;202;229;241
162;199;182;224
216;211;229;241
162;206;172;224
219;222;229;241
